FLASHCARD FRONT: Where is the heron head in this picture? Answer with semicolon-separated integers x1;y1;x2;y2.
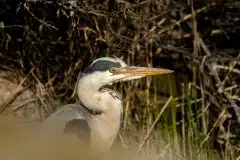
79;57;173;88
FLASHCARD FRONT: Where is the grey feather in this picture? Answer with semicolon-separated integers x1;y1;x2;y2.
64;119;90;143
42;104;90;134
83;60;121;73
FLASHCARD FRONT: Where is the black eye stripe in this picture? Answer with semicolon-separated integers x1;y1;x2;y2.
83;60;121;73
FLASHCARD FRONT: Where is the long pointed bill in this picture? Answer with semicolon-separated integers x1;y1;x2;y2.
114;66;173;77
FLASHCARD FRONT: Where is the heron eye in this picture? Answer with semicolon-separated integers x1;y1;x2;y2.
109;67;116;73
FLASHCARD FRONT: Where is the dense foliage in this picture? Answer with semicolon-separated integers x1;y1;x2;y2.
0;0;239;159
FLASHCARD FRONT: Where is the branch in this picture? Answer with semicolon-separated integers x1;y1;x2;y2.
214;64;240;74
198;34;240;123
136;96;172;154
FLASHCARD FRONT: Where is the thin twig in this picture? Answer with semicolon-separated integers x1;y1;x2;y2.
221;53;240;85
200;107;228;147
214;64;240;74
0;68;34;113
225;85;238;91
12;98;36;112
23;3;57;30
175;98;203;108
118;132;127;149
156;3;216;36
136;96;173;154
143;18;166;39
0;86;29;114
197;34;240;123
58;3;107;17
192;84;222;109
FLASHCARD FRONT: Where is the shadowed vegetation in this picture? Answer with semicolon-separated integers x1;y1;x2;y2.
0;0;239;159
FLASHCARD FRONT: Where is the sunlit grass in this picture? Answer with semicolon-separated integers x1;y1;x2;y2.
116;74;221;160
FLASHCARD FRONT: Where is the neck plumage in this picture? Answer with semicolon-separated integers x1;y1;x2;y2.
77;74;123;119
77;75;123;150
77;75;111;113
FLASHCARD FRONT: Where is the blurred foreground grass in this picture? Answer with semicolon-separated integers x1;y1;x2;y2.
0;115;219;160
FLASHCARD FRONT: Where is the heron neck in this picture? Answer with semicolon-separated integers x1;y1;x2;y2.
77;76;109;112
77;75;122;150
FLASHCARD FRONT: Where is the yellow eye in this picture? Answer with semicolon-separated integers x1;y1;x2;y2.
109;67;116;73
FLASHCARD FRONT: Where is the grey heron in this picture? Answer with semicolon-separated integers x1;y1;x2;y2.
42;57;173;152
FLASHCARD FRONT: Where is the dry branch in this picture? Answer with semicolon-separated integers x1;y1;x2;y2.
136;96;173;154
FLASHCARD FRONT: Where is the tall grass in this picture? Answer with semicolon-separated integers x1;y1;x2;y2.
119;73;221;159
0;0;239;159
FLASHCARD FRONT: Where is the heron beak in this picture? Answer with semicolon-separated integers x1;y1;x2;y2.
115;66;173;77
